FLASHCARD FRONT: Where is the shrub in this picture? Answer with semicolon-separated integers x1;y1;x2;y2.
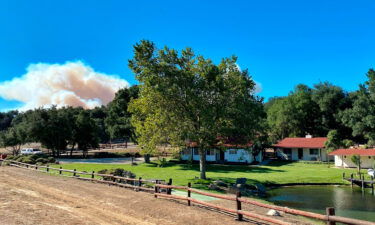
47;157;56;163
36;158;49;164
97;168;136;181
156;158;168;167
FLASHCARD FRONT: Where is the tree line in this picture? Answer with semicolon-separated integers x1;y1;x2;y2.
0;86;139;157
266;69;375;148
0;40;374;179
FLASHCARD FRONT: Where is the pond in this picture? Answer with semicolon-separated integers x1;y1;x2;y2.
265;185;375;222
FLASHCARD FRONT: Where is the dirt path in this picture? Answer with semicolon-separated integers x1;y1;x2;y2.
0;166;313;225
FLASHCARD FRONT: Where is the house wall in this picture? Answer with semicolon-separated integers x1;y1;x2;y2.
181;148;217;162
224;149;252;163
277;147;329;161
181;148;262;164
334;155;375;168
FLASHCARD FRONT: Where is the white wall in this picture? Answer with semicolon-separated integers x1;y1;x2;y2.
278;148;329;161
334;155;375;168
181;148;263;164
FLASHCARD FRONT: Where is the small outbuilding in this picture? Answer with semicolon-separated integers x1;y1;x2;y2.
329;148;375;168
273;135;330;161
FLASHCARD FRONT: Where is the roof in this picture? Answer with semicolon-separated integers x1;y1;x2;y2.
273;137;327;148
328;149;375;156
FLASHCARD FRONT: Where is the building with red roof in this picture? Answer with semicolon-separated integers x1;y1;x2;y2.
273;135;330;161
329;148;375;168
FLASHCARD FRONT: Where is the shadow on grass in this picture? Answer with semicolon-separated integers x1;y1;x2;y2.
264;160;296;167
178;163;285;174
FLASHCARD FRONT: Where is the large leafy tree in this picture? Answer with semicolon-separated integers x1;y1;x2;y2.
267;85;321;141
90;106;110;143
128;40;265;179
340;69;375;145
105;86;139;142
0;123;28;155
311;82;351;137
25;107;73;157
74;110;99;157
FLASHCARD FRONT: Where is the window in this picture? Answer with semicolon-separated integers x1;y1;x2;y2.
229;149;237;155
283;148;291;155
193;148;199;155
309;149;319;155
206;150;215;155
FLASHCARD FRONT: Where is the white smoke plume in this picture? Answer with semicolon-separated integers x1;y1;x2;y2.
0;61;129;111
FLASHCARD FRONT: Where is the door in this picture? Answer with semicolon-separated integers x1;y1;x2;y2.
220;151;225;161
298;148;303;160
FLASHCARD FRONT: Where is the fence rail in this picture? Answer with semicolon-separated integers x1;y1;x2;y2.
1;159;374;225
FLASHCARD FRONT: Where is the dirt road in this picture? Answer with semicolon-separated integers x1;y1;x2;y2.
0;166;312;225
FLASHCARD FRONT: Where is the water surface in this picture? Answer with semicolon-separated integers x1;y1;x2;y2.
266;185;375;222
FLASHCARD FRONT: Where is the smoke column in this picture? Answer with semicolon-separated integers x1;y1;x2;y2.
0;61;129;111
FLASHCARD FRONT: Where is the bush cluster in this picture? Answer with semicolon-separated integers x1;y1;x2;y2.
6;154;56;165
97;168;136;181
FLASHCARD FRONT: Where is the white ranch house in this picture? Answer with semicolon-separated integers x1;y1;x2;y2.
273;135;331;162
180;143;262;164
329;148;375;169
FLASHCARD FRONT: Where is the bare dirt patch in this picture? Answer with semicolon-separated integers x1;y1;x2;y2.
0;166;313;225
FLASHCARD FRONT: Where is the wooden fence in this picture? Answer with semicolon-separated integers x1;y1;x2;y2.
1;159;374;225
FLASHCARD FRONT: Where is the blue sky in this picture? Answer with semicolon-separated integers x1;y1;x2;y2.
0;0;374;110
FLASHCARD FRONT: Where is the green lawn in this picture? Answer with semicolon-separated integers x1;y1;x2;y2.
52;160;363;188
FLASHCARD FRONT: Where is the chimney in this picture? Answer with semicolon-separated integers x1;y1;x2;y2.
305;134;312;138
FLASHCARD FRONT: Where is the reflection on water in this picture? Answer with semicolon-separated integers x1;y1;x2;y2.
266;186;375;222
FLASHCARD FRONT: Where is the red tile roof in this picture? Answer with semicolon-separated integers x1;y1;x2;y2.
273;137;327;148
328;149;375;156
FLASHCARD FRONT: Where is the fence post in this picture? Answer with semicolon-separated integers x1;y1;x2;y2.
73;169;76;177
59;166;62;175
138;177;142;191
350;173;353;189
91;171;95;179
168;178;172;195
154;180;159;198
236;191;243;221
46;165;49;172
187;182;191;206
326;207;335;225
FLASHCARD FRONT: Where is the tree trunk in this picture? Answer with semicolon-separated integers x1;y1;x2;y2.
70;143;75;158
144;154;150;163
199;149;207;179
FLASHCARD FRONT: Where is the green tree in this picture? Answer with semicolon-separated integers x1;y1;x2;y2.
128;40;265;179
267;85;321;141
340;69;375;145
90;106;110;143
0;111;18;131
311;82;351;136
74;110;99;157
105;86;139;143
0;124;28;155
324;130;342;153
26;107;72;157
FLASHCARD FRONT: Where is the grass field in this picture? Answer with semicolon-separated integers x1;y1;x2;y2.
52;160;362;189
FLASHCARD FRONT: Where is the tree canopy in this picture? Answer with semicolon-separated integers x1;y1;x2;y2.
128;40;265;179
